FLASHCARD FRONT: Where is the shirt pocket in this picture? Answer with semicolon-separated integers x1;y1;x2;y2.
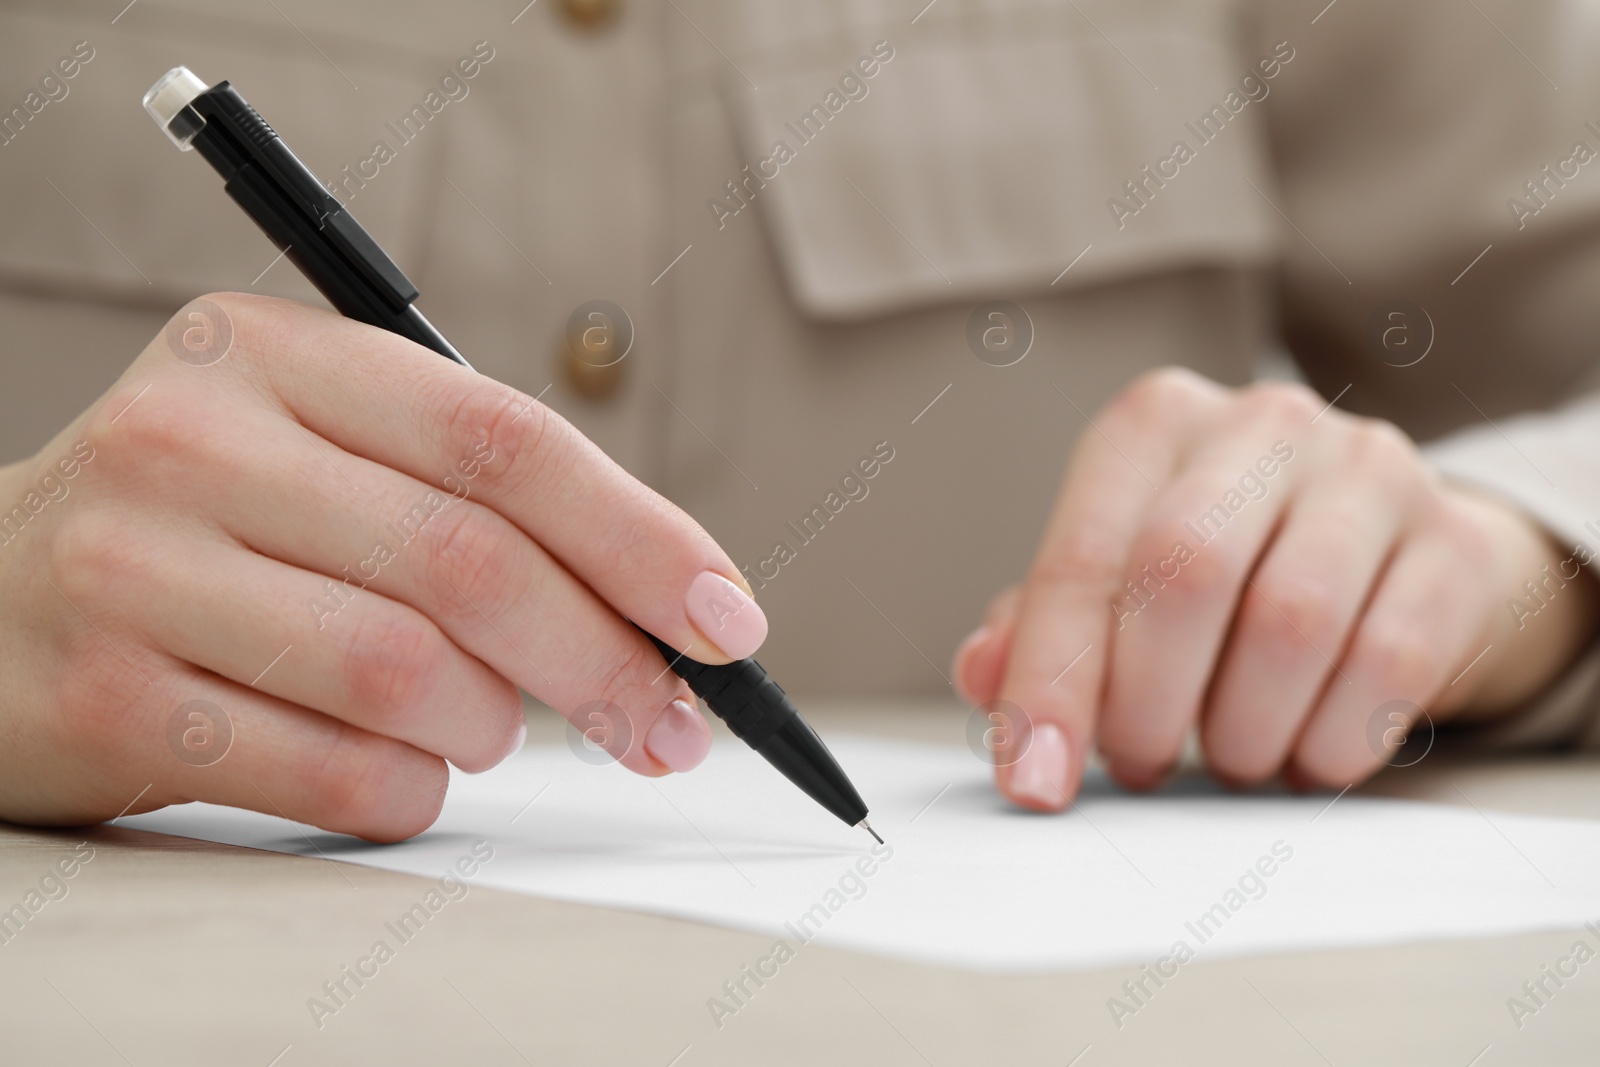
721;4;1283;320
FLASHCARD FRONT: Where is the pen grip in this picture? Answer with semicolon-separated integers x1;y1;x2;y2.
639;631;795;747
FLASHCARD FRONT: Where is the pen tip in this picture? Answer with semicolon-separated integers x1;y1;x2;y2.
859;818;884;845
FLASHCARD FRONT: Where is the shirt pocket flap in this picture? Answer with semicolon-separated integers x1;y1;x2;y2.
726;22;1285;320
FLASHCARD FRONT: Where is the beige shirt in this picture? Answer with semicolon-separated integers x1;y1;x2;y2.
3;0;1600;745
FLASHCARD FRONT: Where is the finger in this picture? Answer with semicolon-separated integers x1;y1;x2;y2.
1098;424;1305;786
100;667;449;842
1290;524;1489;785
996;370;1225;810
952;585;1021;705
208;293;764;664
1201;478;1403;784
146;400;703;776
127;533;524;773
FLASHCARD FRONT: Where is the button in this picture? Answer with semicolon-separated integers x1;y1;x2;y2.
560;0;620;30
560;299;632;399
562;338;625;397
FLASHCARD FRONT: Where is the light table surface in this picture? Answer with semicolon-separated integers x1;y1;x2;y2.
2;700;1597;1066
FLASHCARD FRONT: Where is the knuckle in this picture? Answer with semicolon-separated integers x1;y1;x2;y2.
421;505;527;627
1120;533;1189;600
1304;498;1372;549
489;684;526;744
1424;496;1499;569
585;642;657;738
1243;380;1323;424
438;380;563;496
1447;513;1500;571
96;387;209;472
1294;750;1374;791
1107;367;1210;427
1347;418;1419;478
79;392;134;467
1202;732;1281;787
609;504;676;578
47;510;140;602
1293;726;1390;789
395;760;451;838
154;292;255;368
190;290;252;323
342;610;449;720
1034;529;1127;592
455;684;527;774
1164;536;1237;595
1135;366;1210;405
1098;708;1185;781
1354;627;1437;697
1247;574;1343;649
52;652;150;762
301;724;400;831
186;291;277;349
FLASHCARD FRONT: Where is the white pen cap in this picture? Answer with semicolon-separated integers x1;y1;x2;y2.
143;66;210;150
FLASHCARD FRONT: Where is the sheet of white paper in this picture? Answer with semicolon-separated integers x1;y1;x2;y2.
122;737;1600;973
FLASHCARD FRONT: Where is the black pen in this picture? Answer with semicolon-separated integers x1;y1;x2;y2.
142;67;881;844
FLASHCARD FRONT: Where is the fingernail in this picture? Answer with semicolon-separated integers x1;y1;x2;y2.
685;571;768;659
503;720;527;762
956;624;992;651
952;625;993;700
1009;721;1070;811
645;699;712;772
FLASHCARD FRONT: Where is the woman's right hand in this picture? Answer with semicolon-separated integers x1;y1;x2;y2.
0;293;767;841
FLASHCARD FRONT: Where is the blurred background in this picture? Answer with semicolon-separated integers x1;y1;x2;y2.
3;0;1598;698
